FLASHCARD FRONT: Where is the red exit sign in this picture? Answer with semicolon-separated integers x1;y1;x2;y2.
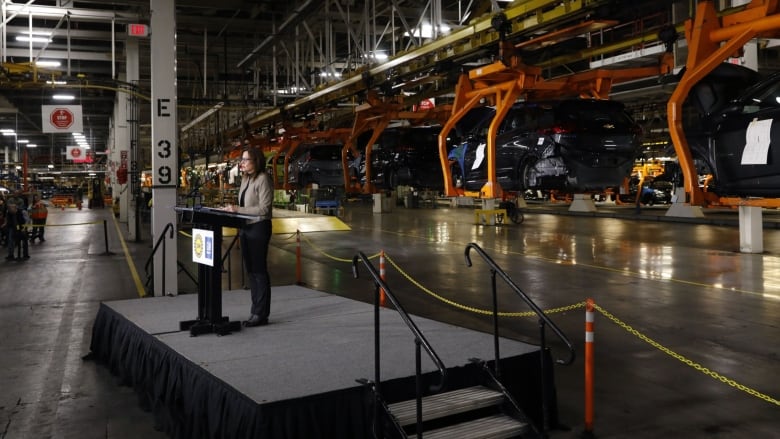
127;23;149;37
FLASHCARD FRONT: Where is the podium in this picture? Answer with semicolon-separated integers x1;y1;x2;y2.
175;206;258;336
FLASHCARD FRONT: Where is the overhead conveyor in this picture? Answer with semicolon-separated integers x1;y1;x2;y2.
237;0;624;134
436;20;675;199
341;91;453;194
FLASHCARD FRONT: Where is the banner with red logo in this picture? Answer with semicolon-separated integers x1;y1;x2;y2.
42;105;84;133
66;146;93;163
413;98;435;112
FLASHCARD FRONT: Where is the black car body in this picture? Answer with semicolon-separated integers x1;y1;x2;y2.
287;143;345;188
449;99;641;193
352;126;452;190
685;63;780;197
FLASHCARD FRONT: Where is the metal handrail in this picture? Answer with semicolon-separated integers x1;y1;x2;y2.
352;251;447;439
465;243;575;365
465;242;575;433
221;234;240;290
143;222;174;296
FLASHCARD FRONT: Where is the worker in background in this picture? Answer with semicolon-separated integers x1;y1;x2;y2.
4;200;30;261
28;194;48;243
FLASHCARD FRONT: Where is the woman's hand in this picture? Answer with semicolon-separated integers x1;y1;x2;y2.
222;204;238;213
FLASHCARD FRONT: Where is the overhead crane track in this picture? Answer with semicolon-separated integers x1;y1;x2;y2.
241;0;627;131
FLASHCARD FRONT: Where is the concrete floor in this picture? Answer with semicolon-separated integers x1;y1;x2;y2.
1;200;778;438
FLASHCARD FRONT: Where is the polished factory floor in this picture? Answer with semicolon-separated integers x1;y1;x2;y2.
1;198;778;438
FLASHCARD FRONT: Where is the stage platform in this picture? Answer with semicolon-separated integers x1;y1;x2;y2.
89;285;550;438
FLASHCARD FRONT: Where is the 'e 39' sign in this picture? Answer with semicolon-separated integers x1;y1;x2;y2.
154;98;175;186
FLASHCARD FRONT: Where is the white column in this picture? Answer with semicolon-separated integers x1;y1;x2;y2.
150;0;179;296
125;37;139;240
113;80;129;221
739;206;763;254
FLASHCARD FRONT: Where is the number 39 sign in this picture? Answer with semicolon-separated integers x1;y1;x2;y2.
152;98;176;187
150;5;177;190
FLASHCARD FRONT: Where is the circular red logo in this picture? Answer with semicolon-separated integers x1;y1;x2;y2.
418;99;435;111
71;147;82;158
51;108;74;129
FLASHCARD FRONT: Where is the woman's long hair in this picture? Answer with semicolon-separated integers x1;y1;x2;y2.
243;147;265;180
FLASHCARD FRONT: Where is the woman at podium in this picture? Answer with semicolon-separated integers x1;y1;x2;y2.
224;147;274;327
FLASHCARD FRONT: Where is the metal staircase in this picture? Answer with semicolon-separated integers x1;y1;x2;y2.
352;243;574;439
386;385;529;439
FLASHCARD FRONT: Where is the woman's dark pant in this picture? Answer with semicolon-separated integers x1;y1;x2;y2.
240;220;272;319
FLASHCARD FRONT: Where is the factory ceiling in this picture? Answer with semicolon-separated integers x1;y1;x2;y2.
0;0;713;173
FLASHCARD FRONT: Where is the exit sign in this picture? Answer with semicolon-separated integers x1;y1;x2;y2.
128;23;149;37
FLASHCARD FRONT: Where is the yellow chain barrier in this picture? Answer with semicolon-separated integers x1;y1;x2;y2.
278;232;298;241
179;229;298;241
292;234;779;406
298;232;380;262
594;303;780;407
34;221;104;227
384;253;585;317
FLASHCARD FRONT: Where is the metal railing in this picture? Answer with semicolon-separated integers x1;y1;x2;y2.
464;242;575;433
143;222;174;296
352;251;447;439
221;233;242;291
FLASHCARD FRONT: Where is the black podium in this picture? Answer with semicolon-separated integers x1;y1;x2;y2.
175;206;258;336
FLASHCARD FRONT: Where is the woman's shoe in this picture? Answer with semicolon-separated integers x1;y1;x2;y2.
243;315;268;327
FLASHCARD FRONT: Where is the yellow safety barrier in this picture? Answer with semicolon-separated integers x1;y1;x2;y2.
593;303;780;407
273;232;780;407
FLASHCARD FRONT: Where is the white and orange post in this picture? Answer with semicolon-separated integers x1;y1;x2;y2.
379;250;387;306
584;298;595;436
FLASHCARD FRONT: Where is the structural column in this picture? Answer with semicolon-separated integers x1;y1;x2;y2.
739;206;763;254
150;0;178;296
125;37;140;240
112;81;128;218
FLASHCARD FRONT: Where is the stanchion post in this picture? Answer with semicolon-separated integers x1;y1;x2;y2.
584;298;595;438
102;220;115;256
379;250;386;307
295;230;304;285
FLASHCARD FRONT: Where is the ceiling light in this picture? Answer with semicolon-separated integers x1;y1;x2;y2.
17;139;28;144
16;36;52;43
1;130;16;136
26;144;37;148
48;164;55;169
46;80;67;85
403;23;451;39
53;94;75;100
36;60;61;68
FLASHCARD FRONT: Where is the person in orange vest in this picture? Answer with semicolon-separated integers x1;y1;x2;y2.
28;194;48;242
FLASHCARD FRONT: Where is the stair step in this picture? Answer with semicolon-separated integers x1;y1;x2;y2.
387;385;505;427
413;414;528;439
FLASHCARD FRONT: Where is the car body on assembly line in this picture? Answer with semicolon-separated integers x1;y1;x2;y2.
351;125;455;191
287;143;346;189
448;99;642;193
685;63;780;197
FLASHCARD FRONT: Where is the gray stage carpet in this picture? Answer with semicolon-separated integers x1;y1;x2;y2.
104;285;539;404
